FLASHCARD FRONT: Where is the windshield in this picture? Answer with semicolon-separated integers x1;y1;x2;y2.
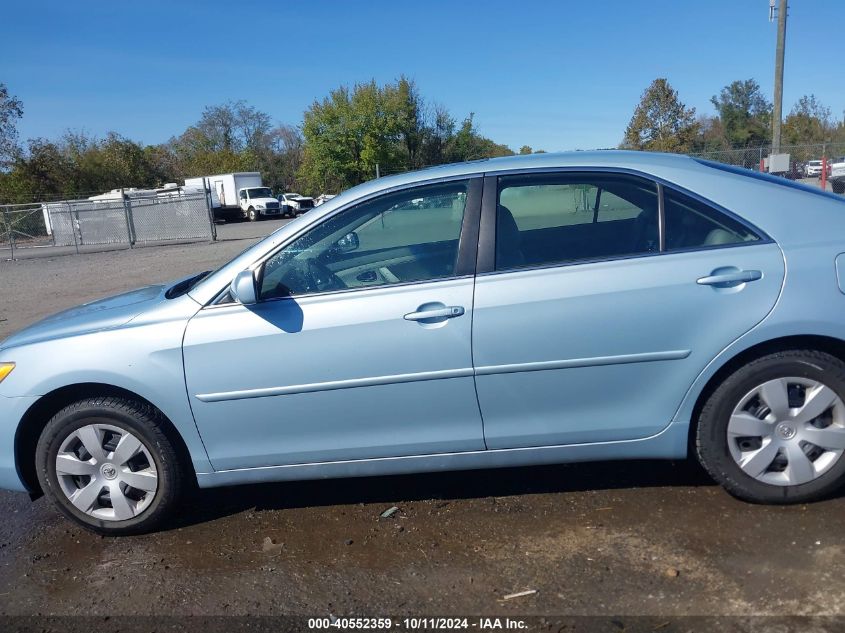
247;187;273;198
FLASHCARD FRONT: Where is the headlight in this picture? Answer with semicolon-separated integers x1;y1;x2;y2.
0;362;15;383
256;204;265;209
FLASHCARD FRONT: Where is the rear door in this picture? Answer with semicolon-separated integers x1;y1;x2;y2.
471;171;785;449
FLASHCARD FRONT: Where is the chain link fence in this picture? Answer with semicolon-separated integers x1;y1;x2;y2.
692;142;845;180
1;192;216;260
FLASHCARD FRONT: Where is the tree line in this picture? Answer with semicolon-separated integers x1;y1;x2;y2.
0;77;520;204
1;75;843;204
623;77;845;159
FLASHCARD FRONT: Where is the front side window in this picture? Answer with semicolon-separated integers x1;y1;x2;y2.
259;181;469;299
495;174;659;270
663;188;759;250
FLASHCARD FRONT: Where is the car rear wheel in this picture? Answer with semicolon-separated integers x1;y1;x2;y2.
35;396;184;535
696;350;845;504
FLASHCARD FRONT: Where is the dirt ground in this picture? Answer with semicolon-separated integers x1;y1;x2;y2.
2;219;845;622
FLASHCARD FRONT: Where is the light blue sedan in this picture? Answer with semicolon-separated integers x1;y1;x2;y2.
3;151;845;534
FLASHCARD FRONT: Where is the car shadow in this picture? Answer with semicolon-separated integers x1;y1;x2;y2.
248;297;304;333
169;459;716;530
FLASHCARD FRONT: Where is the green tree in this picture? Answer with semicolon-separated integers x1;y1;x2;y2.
418;104;455;167
782;94;834;145
388;76;427;169
0;131;178;203
264;124;304;192
445;114;513;162
169;100;274;179
300;79;515;193
692;115;732;152
0;138;74;202
622;79;699;152
710;79;771;147
0;83;24;168
299;82;393;192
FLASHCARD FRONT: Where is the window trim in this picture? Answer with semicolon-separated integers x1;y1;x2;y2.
476;167;771;275
213;175;484;306
656;182;666;252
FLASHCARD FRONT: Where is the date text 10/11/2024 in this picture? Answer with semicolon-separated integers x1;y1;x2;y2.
307;617;529;630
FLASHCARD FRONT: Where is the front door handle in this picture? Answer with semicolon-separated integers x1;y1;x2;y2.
697;269;762;287
404;305;465;321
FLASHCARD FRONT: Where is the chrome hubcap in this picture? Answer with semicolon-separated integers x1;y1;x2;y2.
55;424;158;521
727;377;845;486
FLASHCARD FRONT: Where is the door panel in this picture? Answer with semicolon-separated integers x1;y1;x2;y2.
184;278;483;470
472;243;785;448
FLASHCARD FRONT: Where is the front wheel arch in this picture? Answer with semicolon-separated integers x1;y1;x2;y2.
15;383;196;496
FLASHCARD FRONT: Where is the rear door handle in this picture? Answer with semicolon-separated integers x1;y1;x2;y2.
404;306;465;321
697;270;762;286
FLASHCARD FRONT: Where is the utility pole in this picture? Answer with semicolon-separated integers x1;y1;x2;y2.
771;0;787;154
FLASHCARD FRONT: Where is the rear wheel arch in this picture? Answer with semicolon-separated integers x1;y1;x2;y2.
687;334;845;452
15;383;196;496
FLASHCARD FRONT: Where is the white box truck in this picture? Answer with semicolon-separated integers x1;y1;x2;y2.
184;172;281;222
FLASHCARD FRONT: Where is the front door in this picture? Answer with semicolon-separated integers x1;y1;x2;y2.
183;178;485;470
471;172;785;449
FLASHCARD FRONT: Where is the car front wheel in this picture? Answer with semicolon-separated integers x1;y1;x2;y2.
696;350;845;504
35;396;184;535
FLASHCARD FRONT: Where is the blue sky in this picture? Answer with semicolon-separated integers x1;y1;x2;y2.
3;0;843;152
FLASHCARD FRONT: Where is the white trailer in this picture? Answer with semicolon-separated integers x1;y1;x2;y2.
184;172;278;221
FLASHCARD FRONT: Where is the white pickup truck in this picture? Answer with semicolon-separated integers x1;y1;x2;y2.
278;193;315;217
829;157;845;194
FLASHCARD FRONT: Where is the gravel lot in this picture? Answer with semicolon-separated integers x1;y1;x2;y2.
2;218;845;621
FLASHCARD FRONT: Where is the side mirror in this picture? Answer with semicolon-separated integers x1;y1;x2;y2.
230;270;257;305
334;231;359;253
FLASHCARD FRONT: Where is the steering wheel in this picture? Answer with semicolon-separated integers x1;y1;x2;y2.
303;258;344;293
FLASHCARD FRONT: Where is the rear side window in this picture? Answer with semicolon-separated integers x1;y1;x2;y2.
495;174;659;270
663;188;759;250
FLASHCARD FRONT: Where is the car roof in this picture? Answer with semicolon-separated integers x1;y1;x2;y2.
324;151;710;206
188;150;845;305
375;150;697;185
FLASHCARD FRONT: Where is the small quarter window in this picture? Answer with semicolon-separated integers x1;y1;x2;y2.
663;188;759;250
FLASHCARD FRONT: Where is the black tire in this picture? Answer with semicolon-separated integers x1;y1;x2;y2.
832;181;845;195
247;207;257;222
696;349;845;504
35;396;184;535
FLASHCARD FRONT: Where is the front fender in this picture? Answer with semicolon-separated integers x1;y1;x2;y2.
1;298;212;475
